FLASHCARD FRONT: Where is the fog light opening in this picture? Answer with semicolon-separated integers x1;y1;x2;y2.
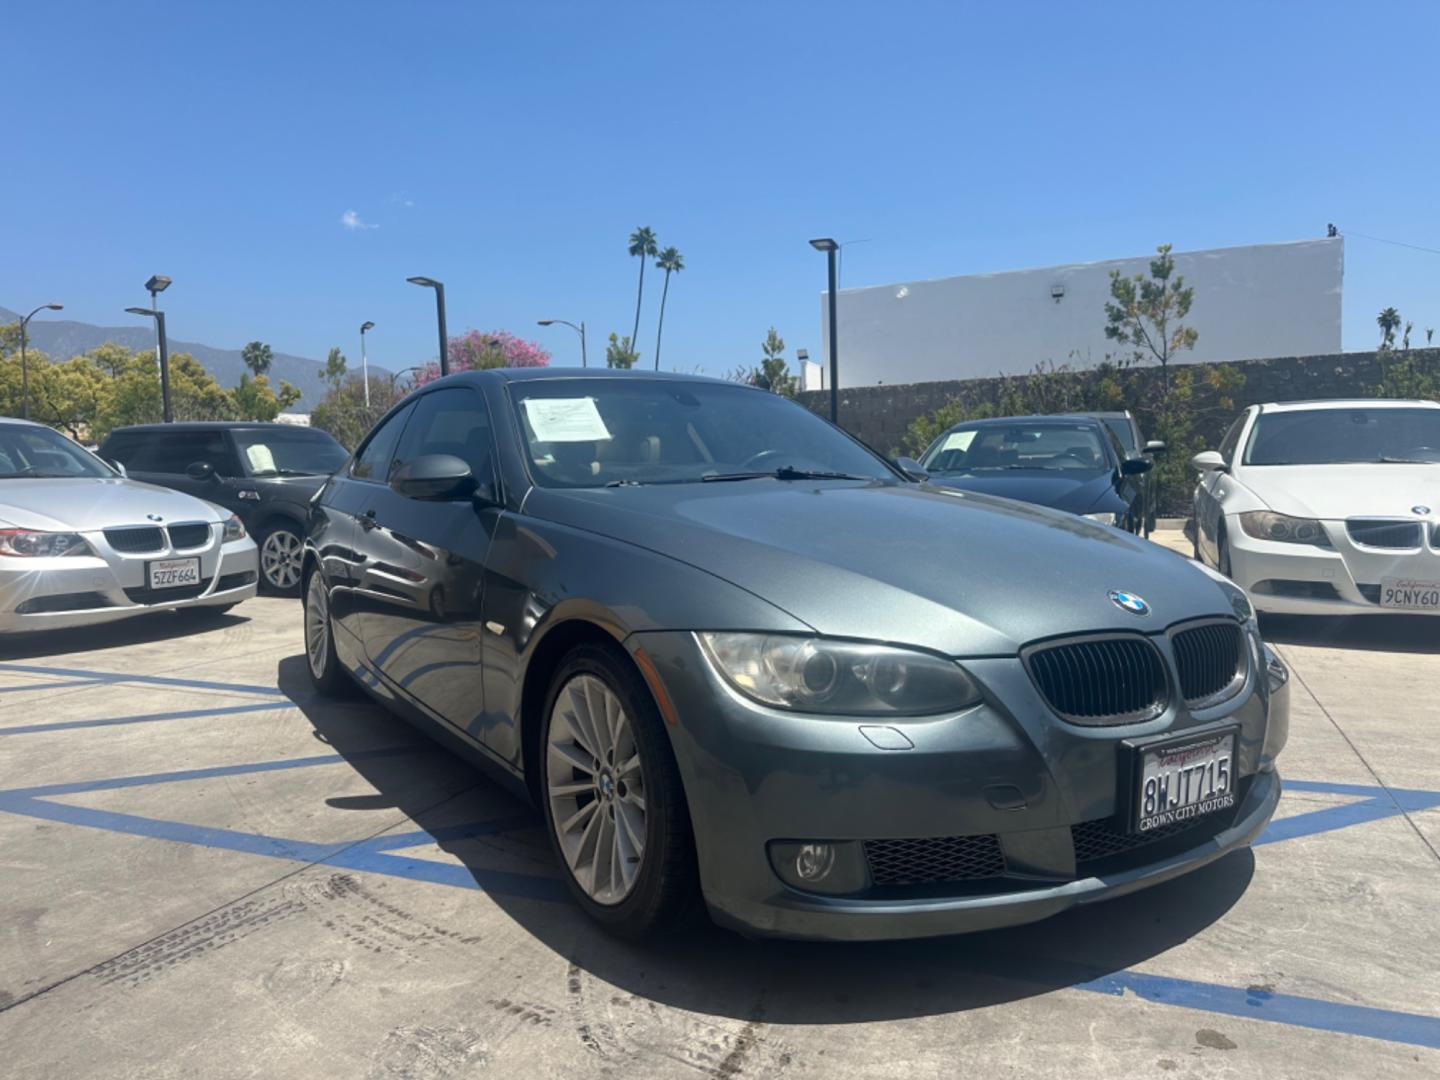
794;843;836;882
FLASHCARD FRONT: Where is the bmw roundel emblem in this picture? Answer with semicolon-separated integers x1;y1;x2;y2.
1108;590;1150;616
1413;505;1431;516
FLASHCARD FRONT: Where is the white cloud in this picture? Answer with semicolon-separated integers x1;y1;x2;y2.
340;209;378;230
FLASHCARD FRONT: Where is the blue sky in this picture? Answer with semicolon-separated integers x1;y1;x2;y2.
5;1;1439;375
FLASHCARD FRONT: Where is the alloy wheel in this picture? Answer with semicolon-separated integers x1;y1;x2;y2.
262;529;303;590
305;572;330;680
546;673;647;905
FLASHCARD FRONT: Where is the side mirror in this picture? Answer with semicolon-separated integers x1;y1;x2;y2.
109;459;128;478
893;456;930;481
186;461;215;481
390;454;478;501
1121;457;1153;476
1190;450;1228;473
1143;439;1168;455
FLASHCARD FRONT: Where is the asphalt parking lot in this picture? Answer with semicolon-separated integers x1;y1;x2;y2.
1;531;1437;1079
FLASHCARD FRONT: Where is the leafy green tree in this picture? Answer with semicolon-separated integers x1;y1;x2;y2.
1104;244;1198;394
241;340;274;377
232;372;302;422
605;333;639;369
753;327;796;396
628;226;659;351
311;372;406;450
653;246;684;370
324;346;347;386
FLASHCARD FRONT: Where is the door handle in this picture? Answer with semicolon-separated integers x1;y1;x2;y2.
358;509;378;531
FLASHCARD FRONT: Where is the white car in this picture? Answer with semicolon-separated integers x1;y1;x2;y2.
1192;399;1440;616
0;419;259;633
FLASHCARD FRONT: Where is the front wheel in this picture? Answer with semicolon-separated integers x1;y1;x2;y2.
304;568;354;697
259;524;304;595
540;642;698;938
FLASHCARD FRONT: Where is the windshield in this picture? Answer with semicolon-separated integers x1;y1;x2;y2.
0;425;114;479
509;378;897;489
921;422;1111;473
231;428;349;476
1243;408;1440;466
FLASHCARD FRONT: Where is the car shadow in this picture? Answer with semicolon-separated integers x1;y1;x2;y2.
1260;612;1440;654
277;655;1254;1025
0;609;251;660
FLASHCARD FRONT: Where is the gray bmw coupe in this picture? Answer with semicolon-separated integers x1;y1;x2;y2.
302;369;1288;940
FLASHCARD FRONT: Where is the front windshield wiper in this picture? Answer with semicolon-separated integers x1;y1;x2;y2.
702;466;875;483
1003;464;1065;471
603;478;649;487
1378;455;1437;464
252;467;323;477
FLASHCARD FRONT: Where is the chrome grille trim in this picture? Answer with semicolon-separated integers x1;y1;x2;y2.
1022;633;1169;726
1168;618;1248;710
1346;518;1423;550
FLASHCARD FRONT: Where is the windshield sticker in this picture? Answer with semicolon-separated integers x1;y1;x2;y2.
245;444;277;473
941;431;977;453
523;398;613;443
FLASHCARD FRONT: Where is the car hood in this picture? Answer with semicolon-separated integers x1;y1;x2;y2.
1238;464;1440;519
926;469;1118;513
527;481;1233;656
0;477;228;531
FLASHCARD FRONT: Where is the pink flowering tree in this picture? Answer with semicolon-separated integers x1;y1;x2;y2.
413;329;551;387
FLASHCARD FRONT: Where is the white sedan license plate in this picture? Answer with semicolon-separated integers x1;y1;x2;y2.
1379;577;1440;611
147;557;201;590
1136;730;1236;833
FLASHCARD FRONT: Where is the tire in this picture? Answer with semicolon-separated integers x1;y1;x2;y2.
258;523;304;596
303;567;355;697
539;641;698;938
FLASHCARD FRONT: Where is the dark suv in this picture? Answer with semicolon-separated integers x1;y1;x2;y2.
98;422;348;595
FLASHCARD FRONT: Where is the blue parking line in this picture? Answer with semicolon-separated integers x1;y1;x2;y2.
0;662;285;697
0;701;296;737
1079;969;1440;1050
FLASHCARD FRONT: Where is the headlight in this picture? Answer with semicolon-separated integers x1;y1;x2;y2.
222;514;246;541
1239;511;1330;547
697;632;982;715
1263;643;1289;692
0;529;91;557
1190;558;1255;624
1083;511;1119;526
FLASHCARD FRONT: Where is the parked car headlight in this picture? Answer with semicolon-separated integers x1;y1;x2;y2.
222;514;246;541
0;529;91;557
698;632;982;715
1239;511;1330;547
1083;511;1119;526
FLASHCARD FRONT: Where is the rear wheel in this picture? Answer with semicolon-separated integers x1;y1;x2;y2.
540;642;698;938
304;568;354;697
259;524;304;596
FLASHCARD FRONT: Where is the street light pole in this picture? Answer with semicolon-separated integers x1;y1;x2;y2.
18;302;63;421
407;277;448;376
126;307;172;422
536;319;587;367
810;238;840;422
144;275;171;371
360;321;375;407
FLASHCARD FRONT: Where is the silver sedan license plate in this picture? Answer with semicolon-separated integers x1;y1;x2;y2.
147;557;201;590
1135;730;1236;833
1379;577;1440;611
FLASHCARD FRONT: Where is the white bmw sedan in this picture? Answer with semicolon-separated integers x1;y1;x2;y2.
0;419;259;633
1193;399;1440;616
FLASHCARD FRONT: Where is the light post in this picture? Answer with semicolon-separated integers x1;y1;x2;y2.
387;365;426;392
536;319;587;367
406;277;448;376
360;321;375;407
810;238;840;422
18;302;63;421
125;306;173;422
144;275;171;369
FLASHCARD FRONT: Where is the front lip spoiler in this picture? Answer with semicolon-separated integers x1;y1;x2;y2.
707;770;1281;942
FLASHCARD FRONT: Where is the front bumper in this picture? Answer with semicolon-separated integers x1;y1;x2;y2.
1225;516;1440;615
633;630;1285;941
0;533;259;633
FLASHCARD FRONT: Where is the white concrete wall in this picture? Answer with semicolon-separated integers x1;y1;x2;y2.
820;238;1343;387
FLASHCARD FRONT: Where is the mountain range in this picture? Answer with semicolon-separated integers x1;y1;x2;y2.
0;306;388;410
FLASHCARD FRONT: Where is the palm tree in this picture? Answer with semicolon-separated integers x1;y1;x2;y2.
628;226;658;350
652;246;685;370
1377;307;1401;350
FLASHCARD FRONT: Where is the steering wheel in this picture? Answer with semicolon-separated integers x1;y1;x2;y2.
1060;448;1094;466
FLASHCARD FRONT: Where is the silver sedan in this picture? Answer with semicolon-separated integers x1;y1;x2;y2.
0;420;259;633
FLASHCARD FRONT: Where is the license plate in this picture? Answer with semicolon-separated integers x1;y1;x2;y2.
1379;577;1440;610
1134;730;1237;833
147;557;201;590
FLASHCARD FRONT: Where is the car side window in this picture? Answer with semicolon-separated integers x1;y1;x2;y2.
128;431;237;475
351;403;415;482
1217;414;1247;464
390;387;496;489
